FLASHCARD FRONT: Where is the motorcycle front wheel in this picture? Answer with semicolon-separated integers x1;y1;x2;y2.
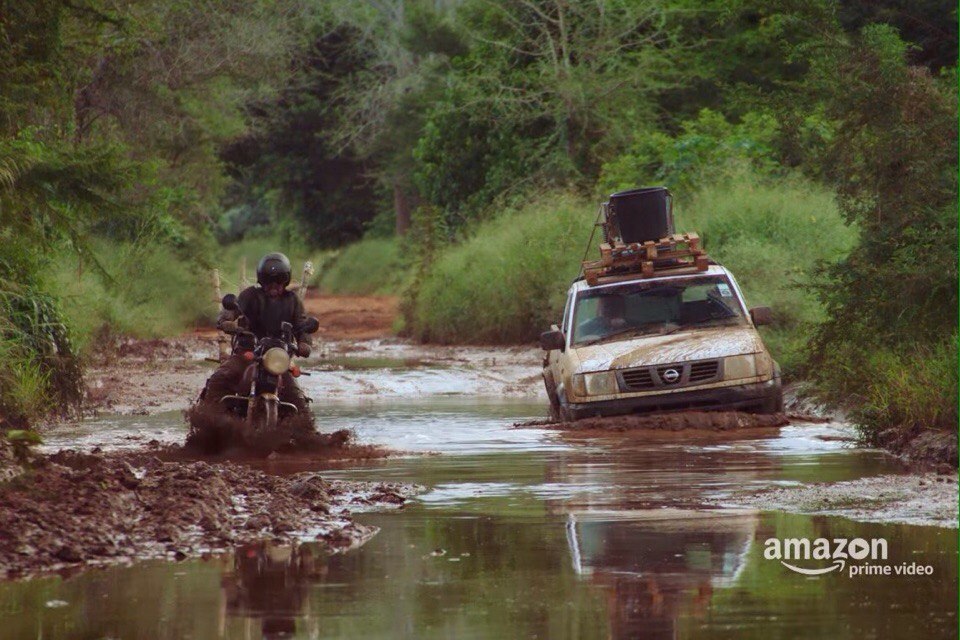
243;396;288;456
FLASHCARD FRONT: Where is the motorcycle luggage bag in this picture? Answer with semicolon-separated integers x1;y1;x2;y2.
606;187;674;244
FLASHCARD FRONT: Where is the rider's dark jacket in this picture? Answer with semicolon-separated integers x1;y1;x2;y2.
218;286;312;353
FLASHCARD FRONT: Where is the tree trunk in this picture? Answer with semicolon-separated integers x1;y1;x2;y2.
394;180;411;236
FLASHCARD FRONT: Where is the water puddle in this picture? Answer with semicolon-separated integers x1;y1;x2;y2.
14;397;958;638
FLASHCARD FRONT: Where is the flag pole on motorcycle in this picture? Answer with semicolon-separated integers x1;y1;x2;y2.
297;261;314;301
211;268;230;362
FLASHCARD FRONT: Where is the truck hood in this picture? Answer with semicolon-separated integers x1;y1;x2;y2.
572;325;764;372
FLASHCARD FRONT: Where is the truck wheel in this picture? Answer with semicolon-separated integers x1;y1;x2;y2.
543;375;561;422
762;391;784;414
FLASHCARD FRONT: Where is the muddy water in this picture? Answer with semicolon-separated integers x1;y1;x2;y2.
13;397;959;639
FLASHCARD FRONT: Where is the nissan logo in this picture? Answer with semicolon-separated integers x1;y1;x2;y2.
662;368;680;383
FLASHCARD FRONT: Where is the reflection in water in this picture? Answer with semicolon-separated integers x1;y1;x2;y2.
566;510;758;639
222;543;323;639
4;400;957;639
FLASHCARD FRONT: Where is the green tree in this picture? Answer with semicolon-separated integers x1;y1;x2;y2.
412;0;685;224
805;24;958;435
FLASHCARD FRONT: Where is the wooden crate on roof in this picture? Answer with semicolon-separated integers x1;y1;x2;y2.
582;232;708;285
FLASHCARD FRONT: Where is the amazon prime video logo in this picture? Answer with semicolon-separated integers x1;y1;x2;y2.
764;537;934;578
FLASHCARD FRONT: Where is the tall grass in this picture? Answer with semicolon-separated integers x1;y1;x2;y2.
404;172;856;375
406;194;594;343
848;339;958;442
676;172;857;372
0;331;48;427
50;241;213;351
320;237;406;295
0;289;82;427
47;233;328;354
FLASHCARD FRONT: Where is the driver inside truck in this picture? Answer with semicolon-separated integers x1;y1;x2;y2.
200;252;313;414
578;294;627;339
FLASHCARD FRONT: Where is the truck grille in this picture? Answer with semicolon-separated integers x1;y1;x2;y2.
688;360;720;383
617;359;721;391
620;368;655;390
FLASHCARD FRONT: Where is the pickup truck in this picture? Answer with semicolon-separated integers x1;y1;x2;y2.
540;264;782;421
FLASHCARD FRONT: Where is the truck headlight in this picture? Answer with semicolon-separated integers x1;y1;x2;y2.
754;351;774;378
573;371;618;397
724;354;757;380
262;347;291;375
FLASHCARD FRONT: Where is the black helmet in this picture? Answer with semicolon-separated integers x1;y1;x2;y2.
256;252;292;286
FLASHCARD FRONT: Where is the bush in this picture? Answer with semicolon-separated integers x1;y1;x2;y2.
320;237;407;295
675;171;856;373
403;172;855;378
405;194;595;343
817;338;958;444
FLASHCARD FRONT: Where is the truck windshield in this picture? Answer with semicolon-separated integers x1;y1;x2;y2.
571;276;747;347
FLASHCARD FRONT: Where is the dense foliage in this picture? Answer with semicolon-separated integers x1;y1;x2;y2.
1;0;955;441
0;0;311;426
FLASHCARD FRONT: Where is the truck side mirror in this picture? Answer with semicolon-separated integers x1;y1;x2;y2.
539;328;566;351
221;293;238;311
750;306;773;326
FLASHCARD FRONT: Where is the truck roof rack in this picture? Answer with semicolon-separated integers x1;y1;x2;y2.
581;233;711;286
577;187;711;286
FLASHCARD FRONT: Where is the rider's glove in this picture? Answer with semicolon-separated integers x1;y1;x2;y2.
297;341;312;357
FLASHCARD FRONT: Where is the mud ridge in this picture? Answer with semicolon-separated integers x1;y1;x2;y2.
517;411;789;433
880;427;958;470
710;473;959;528
0;449;419;578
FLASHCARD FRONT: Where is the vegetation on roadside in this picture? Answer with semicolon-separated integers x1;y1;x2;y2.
801;25;958;442
404;195;592;344
402;172;855;377
320;237;406;296
0;0;314;427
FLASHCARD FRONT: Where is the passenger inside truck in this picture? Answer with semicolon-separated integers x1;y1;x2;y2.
576;295;627;338
572;276;746;346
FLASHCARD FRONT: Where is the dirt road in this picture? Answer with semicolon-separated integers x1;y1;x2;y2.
12;291;954;581
2;294;428;577
305;293;399;341
81;293;544;416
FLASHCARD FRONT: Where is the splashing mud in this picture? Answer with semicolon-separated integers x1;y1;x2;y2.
183;402;325;456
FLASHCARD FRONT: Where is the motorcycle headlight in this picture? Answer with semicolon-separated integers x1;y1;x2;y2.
573;371;618;397
262;347;291;375
724;354;757;380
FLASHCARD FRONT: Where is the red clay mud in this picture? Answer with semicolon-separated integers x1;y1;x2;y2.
304;293;398;341
0;450;417;579
517;411;789;441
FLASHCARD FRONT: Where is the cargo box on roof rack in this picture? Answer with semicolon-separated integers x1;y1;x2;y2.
582;186;710;286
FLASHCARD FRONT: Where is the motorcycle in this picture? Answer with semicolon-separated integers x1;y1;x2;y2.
205;293;320;450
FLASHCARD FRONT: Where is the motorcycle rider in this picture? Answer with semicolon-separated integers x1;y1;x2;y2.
200;252;314;416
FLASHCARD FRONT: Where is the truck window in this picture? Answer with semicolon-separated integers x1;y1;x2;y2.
572;276;746;346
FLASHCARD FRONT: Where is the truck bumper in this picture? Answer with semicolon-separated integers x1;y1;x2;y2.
562;378;782;420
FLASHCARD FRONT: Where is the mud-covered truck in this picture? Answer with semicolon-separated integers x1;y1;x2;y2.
540;187;783;421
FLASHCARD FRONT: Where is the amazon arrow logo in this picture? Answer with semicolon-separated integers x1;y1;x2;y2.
780;559;846;575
